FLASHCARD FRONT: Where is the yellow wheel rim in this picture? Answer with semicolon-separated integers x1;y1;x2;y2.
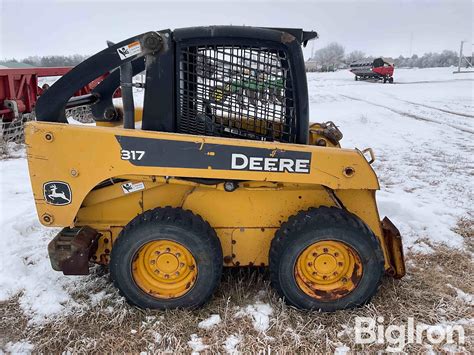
295;240;363;301
132;240;197;299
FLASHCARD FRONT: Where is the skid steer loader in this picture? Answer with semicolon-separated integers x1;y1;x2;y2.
26;26;405;311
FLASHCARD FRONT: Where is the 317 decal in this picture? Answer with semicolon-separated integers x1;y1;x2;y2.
121;149;145;161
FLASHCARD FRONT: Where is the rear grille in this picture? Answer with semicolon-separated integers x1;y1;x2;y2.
177;44;297;143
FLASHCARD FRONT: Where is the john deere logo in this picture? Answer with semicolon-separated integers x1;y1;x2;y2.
43;181;72;206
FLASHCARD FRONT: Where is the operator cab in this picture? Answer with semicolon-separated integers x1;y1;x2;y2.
35;26;318;145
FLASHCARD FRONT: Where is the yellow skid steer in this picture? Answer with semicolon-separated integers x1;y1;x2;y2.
26;26;405;311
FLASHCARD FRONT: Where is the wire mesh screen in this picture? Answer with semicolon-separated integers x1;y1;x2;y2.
177;44;297;143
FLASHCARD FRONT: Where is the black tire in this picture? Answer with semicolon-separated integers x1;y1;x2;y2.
110;207;223;309
354;76;359;81
269;207;385;311
389;77;394;83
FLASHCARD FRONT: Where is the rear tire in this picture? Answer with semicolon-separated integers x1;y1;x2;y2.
269;207;384;311
110;207;223;309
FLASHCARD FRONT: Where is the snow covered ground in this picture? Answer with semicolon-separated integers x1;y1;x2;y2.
0;67;473;351
307;67;473;251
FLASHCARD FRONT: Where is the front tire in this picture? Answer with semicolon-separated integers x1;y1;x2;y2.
110;207;223;309
269;207;384;311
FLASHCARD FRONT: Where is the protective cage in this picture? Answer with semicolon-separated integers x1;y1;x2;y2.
34;27;316;145
177;42;297;143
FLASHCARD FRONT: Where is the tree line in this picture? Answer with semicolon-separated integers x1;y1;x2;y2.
307;42;471;72
1;46;471;71
0;54;89;67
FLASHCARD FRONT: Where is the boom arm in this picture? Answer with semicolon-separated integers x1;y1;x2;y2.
35;32;163;123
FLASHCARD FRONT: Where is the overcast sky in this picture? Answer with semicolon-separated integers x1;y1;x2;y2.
1;0;472;59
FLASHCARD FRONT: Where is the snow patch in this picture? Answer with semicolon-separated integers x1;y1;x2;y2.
198;314;221;329
0;157;110;324
224;334;241;354
153;332;162;343
2;340;34;354
235;302;273;332
446;284;474;305
188;334;208;354
334;345;350;354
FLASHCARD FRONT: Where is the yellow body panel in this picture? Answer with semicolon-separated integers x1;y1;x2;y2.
25;121;398;272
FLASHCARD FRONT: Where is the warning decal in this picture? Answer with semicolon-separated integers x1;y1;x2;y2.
117;41;142;60
121;181;145;194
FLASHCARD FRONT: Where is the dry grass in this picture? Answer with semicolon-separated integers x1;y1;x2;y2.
0;295;30;348
1;242;472;354
0;141;25;160
453;215;474;253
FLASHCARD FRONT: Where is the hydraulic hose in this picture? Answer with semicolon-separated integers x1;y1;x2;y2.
120;61;135;129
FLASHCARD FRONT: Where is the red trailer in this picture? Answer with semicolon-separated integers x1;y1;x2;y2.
349;57;394;83
0;67;118;141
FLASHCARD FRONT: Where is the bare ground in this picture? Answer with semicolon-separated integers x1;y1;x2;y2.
1;218;473;353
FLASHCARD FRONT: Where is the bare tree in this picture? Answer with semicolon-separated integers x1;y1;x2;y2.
345;50;366;64
312;42;345;71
